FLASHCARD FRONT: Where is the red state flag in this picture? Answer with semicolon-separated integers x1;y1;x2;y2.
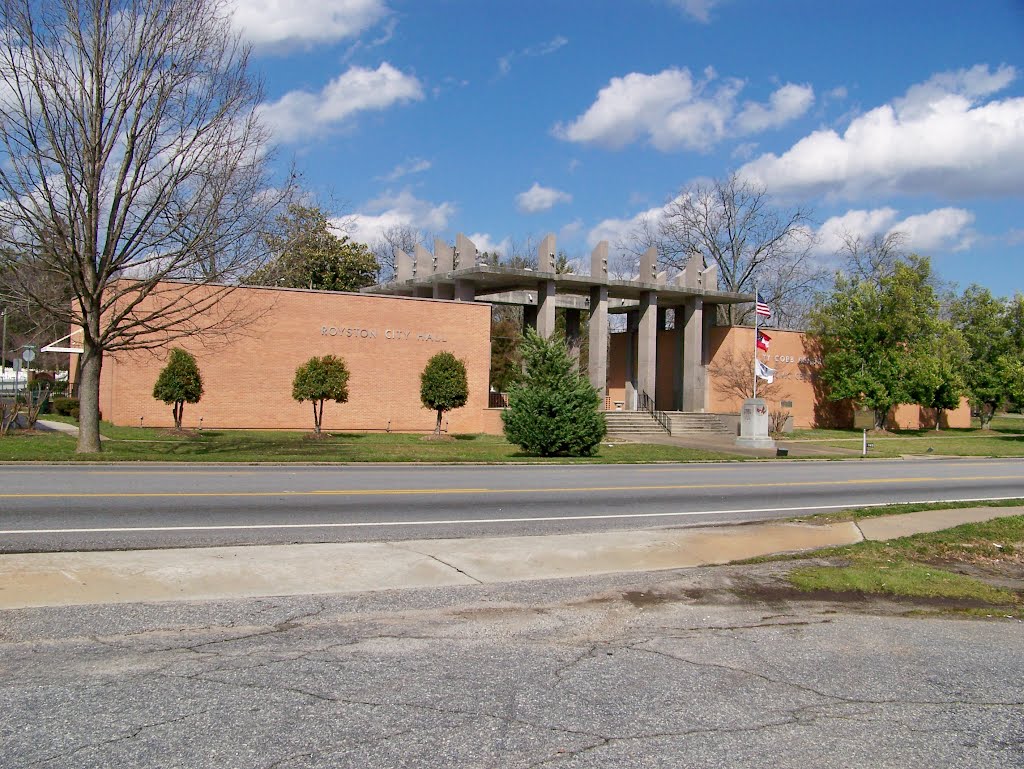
756;330;771;352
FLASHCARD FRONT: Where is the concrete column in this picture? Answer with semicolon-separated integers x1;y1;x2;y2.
639;246;658;284
538;234;556;273
588;285;608;401
432;283;455;300
637;291;657;407
682;297;706;412
536;279;556;339
434;238;453;273
413;244;434;278
455;233;477;270
590;241;608;280
396;249;413;282
454;279;475;302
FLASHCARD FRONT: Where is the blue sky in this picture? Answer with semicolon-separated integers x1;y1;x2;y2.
232;0;1024;296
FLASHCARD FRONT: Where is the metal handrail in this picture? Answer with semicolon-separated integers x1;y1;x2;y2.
638;390;671;433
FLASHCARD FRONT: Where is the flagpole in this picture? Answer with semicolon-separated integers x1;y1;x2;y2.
753;285;758;400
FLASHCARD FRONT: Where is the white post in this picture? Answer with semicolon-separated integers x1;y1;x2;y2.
862;428;867;457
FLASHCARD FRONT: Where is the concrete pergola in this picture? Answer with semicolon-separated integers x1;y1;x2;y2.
363;233;751;412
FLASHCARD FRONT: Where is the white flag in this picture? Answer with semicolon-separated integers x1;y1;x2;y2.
755;358;775;384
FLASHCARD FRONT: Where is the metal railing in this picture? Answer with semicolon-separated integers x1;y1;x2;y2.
638;390;671;433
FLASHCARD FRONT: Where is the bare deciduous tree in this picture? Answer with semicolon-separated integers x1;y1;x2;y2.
370;224;423;282
626;174;824;327
0;0;291;452
836;231;906;285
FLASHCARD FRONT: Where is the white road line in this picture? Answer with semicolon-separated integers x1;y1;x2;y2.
1;496;1020;535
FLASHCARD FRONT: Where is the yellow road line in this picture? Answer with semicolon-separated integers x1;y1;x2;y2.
0;475;1021;499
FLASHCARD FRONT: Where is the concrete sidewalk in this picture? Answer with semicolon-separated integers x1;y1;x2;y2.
1;506;1018;610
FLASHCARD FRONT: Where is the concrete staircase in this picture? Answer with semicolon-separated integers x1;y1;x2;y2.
665;412;736;437
603;411;668;436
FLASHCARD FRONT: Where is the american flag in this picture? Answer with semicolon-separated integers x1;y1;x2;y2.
755;292;772;319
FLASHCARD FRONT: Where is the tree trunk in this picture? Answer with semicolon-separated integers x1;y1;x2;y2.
980;405;993;430
76;341;103;453
174;401;183;430
435;409;443;435
873;407;886;432
312;401;321;436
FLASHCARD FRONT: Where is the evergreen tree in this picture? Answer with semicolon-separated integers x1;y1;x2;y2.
152;348;204;430
419;351;469;435
292;355;350;436
248;204;379;292
502;329;606;456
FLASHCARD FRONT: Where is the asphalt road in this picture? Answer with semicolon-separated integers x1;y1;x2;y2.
2;565;1022;768
1;457;1022;552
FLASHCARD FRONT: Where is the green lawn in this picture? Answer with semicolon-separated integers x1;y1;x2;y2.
0;423;741;463
786;415;1024;457
788;515;1024;615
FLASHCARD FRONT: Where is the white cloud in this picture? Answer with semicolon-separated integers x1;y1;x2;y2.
230;0;389;49
516;183;573;214
667;0;723;23
468;233;510;255
816;207;975;254
894;208;975;251
346;189;455;245
377;157;432;182
734;83;815;134
816;208;900;254
739;64;1024;199
587;201;675;248
259;63;423;143
554;68;813;151
497;35;568;77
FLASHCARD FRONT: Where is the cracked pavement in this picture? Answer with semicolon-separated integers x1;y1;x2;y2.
2;563;1022;768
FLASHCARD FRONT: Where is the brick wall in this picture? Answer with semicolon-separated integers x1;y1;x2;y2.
100;284;494;433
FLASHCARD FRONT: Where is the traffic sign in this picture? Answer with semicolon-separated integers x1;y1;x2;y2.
21;346;35;363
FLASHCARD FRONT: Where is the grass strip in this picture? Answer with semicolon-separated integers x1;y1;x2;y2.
790;561;1015;604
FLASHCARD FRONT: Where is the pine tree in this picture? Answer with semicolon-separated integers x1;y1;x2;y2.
501;329;606;456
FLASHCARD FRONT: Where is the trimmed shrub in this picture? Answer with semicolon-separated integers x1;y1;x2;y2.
292;355;350;436
420;351;469;435
501;329;606;456
152;348;204;430
53;396;79;418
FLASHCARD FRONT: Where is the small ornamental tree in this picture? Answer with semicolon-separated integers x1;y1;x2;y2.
419;351;468;435
152;348;204;430
502;329;606;456
292;355;350;436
